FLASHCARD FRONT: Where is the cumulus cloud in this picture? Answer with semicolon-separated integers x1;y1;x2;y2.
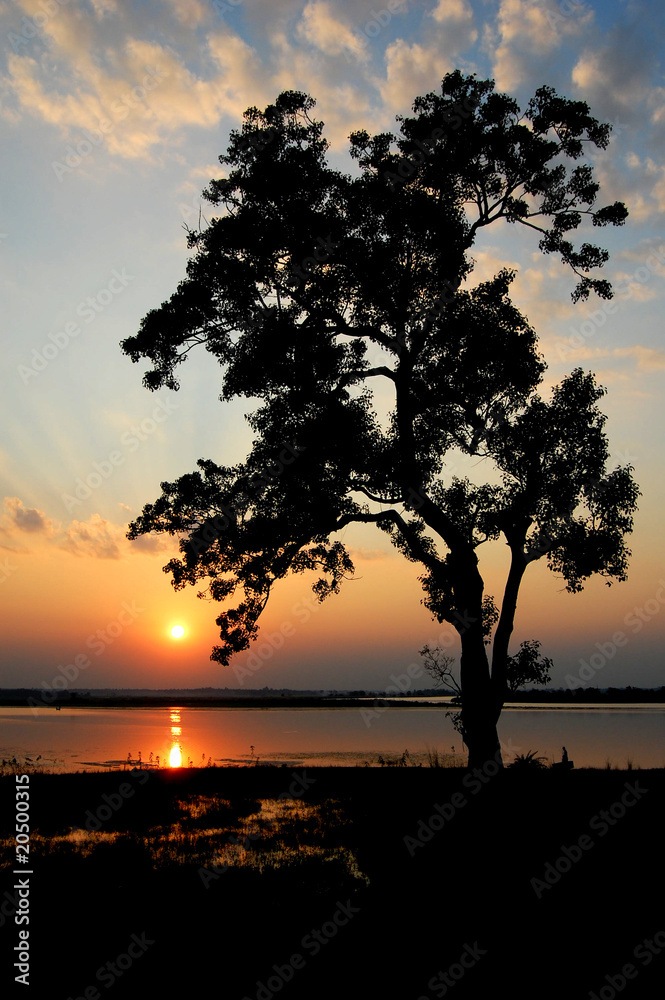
377;1;476;113
4;49;177;160
487;0;593;93
614;345;665;371
296;1;367;60
592;156;665;223
463;246;579;338
58;513;174;559
1;2;270;161
379;39;454;113
549;343;665;373
430;0;474;27
89;0;118;17
267;27;381;148
0;499;173;559
2;497;56;535
615;238;665;266
59;514;124;559
347;547;392;562
571;14;665;126
127;532;173;554
162;0;207;27
0;0;479;161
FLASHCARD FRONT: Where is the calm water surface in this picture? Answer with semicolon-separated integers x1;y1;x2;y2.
0;705;663;771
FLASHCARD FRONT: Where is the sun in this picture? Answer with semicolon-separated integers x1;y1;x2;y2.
171;625;185;639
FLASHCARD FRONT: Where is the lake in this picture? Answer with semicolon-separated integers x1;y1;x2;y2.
1;703;663;771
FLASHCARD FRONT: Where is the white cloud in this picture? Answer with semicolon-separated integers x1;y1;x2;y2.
58;512;174;559
570;15;665;129
614;345;665;371
615;238;665;270
59;513;124;559
0;0;476;162
89;0;118;17
190;162;227;179
464;247;578;336
550;343;665;372
571;44;649;118
162;0;207;27
489;0;593;92
430;0;474;26
346;546;392;561
296;1;367;60
1;2;271;161
379;38;454;113
0;499;174;560
1;496;57;536
593;156;665;223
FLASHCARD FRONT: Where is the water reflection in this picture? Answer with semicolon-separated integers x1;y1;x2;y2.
169;709;182;768
2;704;663;774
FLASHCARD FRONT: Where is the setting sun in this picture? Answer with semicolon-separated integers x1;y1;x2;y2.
171;625;185;639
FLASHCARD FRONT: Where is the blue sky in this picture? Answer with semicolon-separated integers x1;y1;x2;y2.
0;0;664;690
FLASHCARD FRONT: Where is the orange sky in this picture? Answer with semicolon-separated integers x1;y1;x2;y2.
1;513;663;691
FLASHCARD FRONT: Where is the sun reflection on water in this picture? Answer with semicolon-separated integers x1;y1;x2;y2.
169;709;182;767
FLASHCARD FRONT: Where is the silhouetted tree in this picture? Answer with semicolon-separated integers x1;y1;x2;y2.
121;72;638;768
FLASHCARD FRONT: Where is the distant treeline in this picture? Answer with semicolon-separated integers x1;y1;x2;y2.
505;686;665;703
387;686;665;703
0;686;663;707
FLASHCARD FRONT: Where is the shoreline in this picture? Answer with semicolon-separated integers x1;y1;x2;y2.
2;696;665;709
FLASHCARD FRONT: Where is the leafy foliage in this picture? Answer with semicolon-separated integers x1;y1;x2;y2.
508;750;549;770
505;640;553;696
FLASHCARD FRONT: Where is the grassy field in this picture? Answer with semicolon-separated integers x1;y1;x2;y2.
1;765;663;998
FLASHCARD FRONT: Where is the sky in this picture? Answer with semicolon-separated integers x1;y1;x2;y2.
0;0;664;693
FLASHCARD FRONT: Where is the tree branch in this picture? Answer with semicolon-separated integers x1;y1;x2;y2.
333;509;441;573
348;484;403;505
339;366;396;388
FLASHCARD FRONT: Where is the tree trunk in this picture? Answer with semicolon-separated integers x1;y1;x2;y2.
453;561;504;770
491;544;527;704
464;716;502;771
459;631;503;770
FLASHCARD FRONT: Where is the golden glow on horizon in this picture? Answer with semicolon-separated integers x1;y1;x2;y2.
171;625;185;638
2;533;662;689
169;745;182;768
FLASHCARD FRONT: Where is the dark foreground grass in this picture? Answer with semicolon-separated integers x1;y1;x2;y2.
1;766;663;999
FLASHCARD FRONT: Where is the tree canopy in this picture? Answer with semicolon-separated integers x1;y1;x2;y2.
122;71;638;766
